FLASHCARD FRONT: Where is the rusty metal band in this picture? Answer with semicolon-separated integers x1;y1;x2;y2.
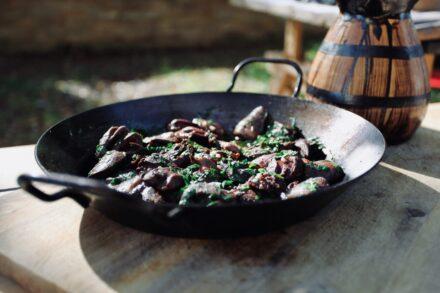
306;85;429;108
319;42;425;60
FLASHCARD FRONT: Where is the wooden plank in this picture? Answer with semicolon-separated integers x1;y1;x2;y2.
417;24;440;42
230;0;339;28
284;20;304;61
0;104;439;292
0;274;26;293
425;53;435;77
424;40;440;54
382;196;440;293
412;11;440;24
230;0;440;36
0;145;41;192
0;190;112;292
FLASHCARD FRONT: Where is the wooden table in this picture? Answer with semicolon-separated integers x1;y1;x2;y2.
0;104;439;292
231;0;440;93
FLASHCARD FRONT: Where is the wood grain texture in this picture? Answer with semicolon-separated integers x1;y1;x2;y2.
417;24;440;42
0;105;439;292
284;20;303;61
230;0;440;29
425;53;435;77
230;0;339;28
307;15;430;144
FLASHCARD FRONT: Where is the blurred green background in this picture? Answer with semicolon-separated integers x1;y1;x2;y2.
1;0;438;147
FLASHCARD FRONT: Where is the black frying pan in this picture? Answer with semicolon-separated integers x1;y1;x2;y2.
17;58;386;238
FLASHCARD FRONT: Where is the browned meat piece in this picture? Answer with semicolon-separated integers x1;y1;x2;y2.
190;182;222;195
304;160;345;184
286;180;300;190
248;173;285;194
281;138;326;160
241;189;258;202
280;141;297;150
218;140;241;153
91;108;338;207
175;126;215;146
179;182;223;205
216;161;250;183
163;144;193;168
172;152;192;167
96;126;129;156
143;167;184;192
193;153;217;170
294;138;326;160
229;185;258;202
136;153;166;172
233;106;268;140
114;132;143;153
294;138;310;158
141;186;164;204
282;177;329;199
113;175;143;194
192;118;225;137
267;155;304;182
234;168;254;183
209;150;227;161
98;126;129;148
251;153;276;168
168;119;199;131
88;150;127;178
175;126;204;139
113;179;164;203
143;132;178;146
243;146;271;159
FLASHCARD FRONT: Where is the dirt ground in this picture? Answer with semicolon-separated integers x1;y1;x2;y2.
0;48;275;147
1;45;438;147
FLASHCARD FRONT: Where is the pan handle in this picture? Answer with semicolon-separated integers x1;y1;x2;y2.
226;57;303;98
17;173;109;208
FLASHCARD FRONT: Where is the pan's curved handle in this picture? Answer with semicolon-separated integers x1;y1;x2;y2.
17;173;109;208
226;57;303;98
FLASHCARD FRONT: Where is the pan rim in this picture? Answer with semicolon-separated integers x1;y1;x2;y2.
34;91;386;209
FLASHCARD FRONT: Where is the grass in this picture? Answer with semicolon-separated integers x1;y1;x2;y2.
0;48;274;147
1;39;438;147
304;37;322;63
431;89;440;103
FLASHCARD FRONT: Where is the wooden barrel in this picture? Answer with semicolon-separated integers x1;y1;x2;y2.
307;13;430;144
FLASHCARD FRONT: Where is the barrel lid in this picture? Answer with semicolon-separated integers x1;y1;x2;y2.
337;0;418;18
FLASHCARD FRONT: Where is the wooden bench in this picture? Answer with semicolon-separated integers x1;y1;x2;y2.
231;0;440;94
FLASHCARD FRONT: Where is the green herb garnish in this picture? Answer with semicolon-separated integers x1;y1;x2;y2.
275;149;298;158
308;137;325;150
108;171;136;185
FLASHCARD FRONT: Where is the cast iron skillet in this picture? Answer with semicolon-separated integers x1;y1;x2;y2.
17;58;386;238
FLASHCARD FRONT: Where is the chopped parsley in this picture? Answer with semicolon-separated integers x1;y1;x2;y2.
95;145;106;156
144;142;174;154
303;181;319;192
275;149;298;158
91;109;343;207
108;171;136;185
308;137;325;150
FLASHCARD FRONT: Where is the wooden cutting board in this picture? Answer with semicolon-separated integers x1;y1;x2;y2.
0;105;439;292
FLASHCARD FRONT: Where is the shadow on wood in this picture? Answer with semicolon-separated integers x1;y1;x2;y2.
78;141;440;291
